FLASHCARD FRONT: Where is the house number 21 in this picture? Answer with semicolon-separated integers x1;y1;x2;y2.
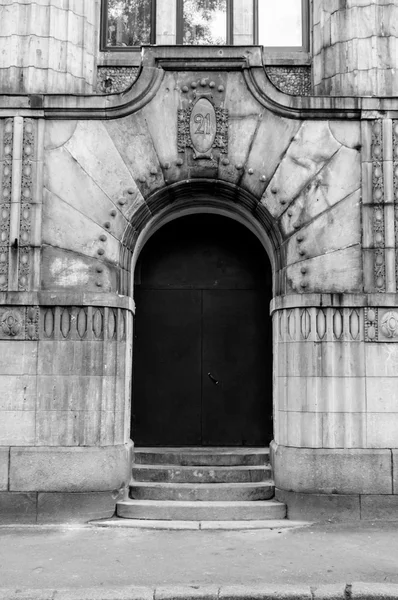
194;113;211;135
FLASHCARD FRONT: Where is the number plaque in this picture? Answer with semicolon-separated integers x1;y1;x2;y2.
178;90;228;160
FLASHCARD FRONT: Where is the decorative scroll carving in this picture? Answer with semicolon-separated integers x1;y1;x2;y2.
178;79;228;160
18;119;34;291
40;306;127;341
393;119;398;290
371;120;385;292
0;118;13;291
0;306;38;340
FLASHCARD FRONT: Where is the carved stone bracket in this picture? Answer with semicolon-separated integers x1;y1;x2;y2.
371;119;385;293
365;307;398;342
0;306;39;340
0;118;13;292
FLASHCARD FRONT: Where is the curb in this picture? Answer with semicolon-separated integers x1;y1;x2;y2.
1;583;398;600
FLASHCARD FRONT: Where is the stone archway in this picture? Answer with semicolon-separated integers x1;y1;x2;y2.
120;180;284;448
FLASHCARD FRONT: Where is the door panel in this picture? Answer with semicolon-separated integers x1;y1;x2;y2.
201;290;272;446
133;289;202;446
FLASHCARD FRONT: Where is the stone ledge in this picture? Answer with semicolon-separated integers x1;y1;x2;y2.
1;584;398;600
271;442;393;495
10;444;132;492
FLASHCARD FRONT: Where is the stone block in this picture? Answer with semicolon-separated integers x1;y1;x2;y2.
155;586;219;600
367;414;398;448
286;245;363;294
322;413;366;449
37;491;116;524
311;585;346;600
393;451;398;492
365;343;398;377
280;342;365;378
0;341;37;375
0;411;35;446
35;409;101;446
0;492;37;524
367;377;398;412
220;585;312;600
272;443;393;494
360;495;398;520
0;375;36;411
10;444;132;492
351;583;398;600
277;376;366;413
37;375;103;411
0;448;9;490
275;488;360;521
277;411;322;448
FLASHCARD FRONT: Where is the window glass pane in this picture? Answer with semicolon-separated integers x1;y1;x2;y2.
258;0;302;47
183;0;227;45
106;0;152;47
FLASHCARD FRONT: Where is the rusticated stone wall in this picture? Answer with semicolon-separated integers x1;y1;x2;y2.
0;0;99;94
313;0;398;96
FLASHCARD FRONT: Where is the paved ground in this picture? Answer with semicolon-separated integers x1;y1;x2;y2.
0;520;398;589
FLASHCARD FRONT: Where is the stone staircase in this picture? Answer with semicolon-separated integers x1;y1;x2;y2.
116;447;286;523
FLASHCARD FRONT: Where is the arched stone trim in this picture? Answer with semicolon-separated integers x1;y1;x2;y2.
120;179;285;298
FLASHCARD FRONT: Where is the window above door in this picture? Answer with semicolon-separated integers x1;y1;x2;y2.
101;0;309;53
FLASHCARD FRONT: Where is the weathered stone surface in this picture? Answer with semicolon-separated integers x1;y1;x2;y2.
367;414;398;448
155;585;219;600
276;376;366;413
0;491;37;524
240;111;300;199
277;341;365;378
37;491;116;524
281;154;360;236
0;375;36;411
0;341;37;375
286;245;362;293
44;121;78;151
44;148;127;240
104;114;165;197
10;445;131;492
220;584;312;600
42;189;120;264
285;191;361;263
0;1;97;93
275;488;361;521
272;444;393;494
262;121;341;217
0;411;35;446
361;495;398;520
0;448;9;490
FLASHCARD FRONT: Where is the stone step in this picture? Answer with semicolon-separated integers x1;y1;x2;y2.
117;499;286;521
129;481;275;501
134;447;270;467
131;464;272;484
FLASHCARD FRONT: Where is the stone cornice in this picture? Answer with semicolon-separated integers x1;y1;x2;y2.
0;46;397;121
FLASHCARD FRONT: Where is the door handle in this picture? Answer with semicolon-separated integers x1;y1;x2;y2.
207;372;219;385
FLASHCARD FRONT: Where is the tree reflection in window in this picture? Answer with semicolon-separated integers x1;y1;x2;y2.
107;0;153;47
183;0;227;45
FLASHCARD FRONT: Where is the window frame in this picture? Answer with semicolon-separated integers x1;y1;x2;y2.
176;0;233;46
253;0;309;53
100;0;157;52
100;0;309;53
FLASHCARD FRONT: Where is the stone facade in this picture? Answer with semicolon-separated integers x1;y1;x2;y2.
1;1;398;523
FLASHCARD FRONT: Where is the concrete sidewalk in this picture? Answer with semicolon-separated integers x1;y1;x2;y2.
0;520;398;597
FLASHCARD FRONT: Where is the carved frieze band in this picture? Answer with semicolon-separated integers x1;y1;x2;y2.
393;119;398;290
275;307;363;343
0;306;128;342
0;118;13;291
276;306;398;343
371;119;385;293
18;118;34;291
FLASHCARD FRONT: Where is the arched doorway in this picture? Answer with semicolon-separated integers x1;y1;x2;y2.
132;213;273;446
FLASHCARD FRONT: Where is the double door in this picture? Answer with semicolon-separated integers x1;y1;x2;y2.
131;214;273;447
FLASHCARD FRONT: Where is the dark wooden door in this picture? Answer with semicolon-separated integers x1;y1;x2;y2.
132;214;273;446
